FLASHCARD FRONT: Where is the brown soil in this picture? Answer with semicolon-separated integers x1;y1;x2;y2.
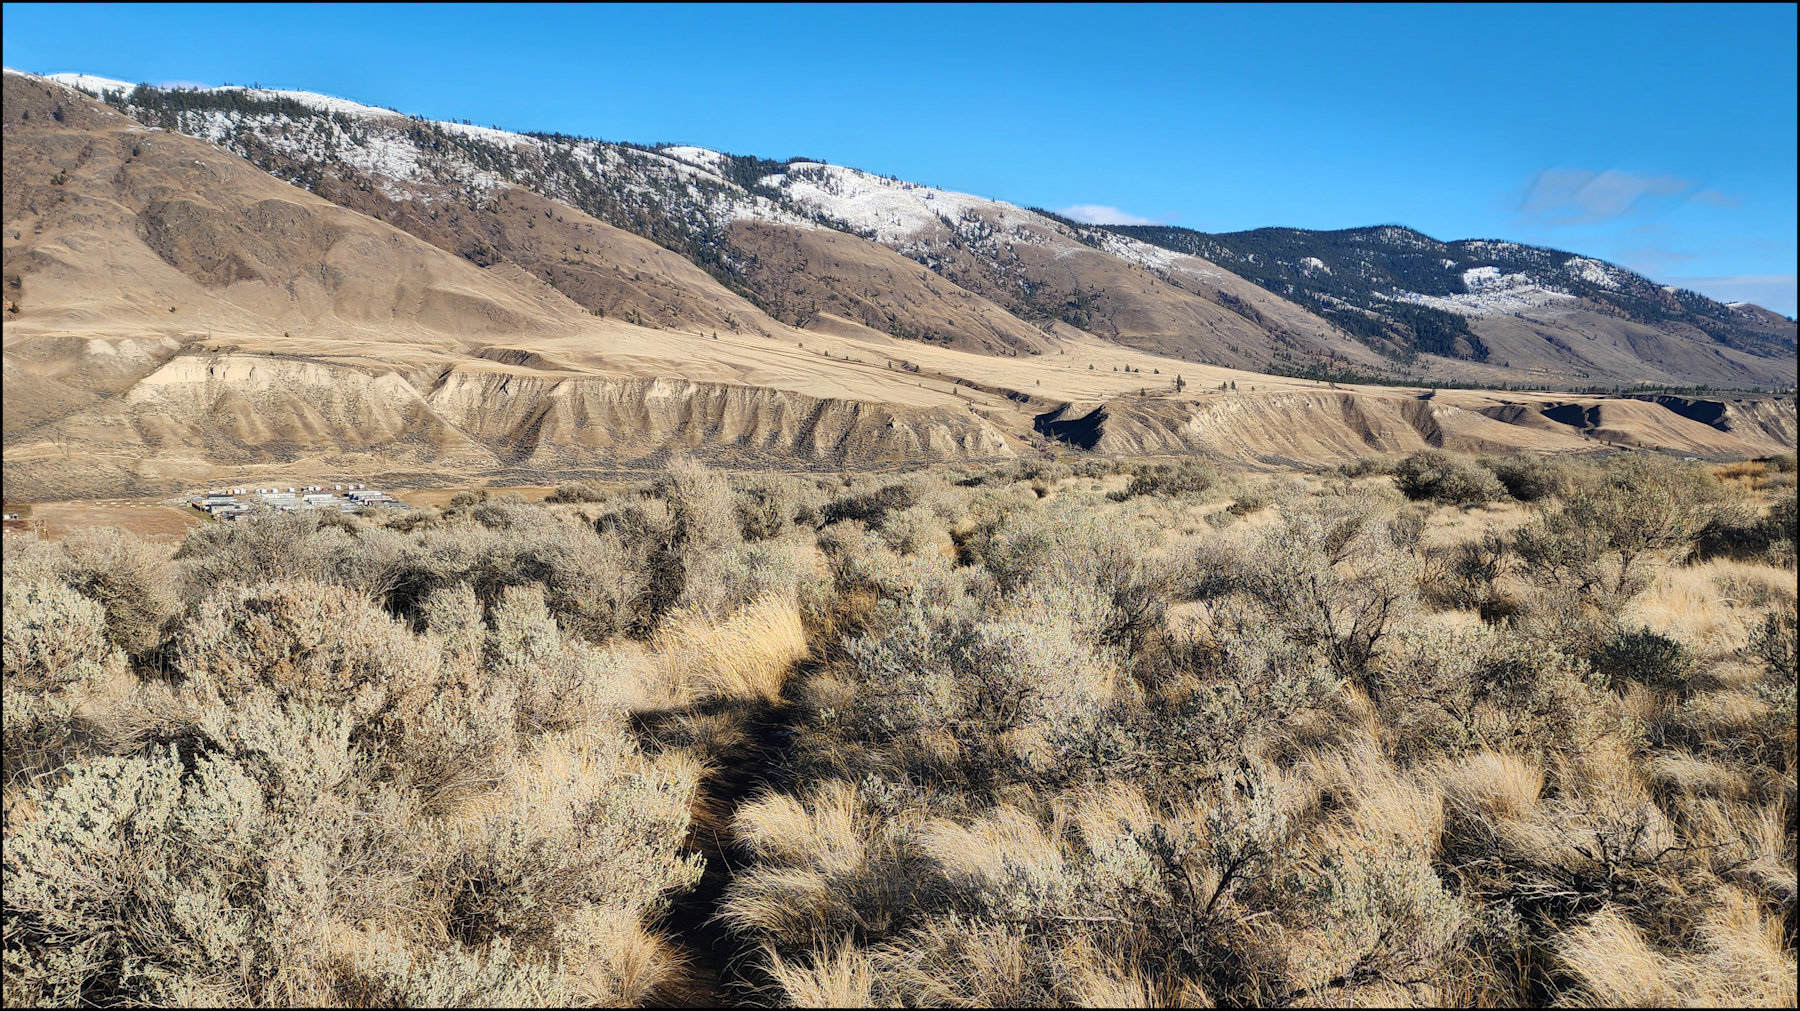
393;485;561;509
25;501;202;542
725;219;1055;354
643;700;802;1008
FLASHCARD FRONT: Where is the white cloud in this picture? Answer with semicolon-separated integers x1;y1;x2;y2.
1517;168;1692;226
1661;273;1798;317
1056;204;1157;226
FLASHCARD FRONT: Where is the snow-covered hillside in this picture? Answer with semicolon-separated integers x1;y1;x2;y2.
41;71;814;231
40;71;1254;305
1109;221;1797;361
26;69;1792;375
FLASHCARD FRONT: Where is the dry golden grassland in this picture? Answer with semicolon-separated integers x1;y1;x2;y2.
3;450;1795;1007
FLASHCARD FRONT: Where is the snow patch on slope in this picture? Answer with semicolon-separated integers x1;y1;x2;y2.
660;146;728;175
1462;266;1506;289
760;162;1233;285
1563;256;1621;290
50;71;401;121
42;72;136;97
1460;240;1526;257
166;107;493;200
1390;268;1576;316
1094;232;1233;282
216;85;399;119
438;121;529;145
767;163;995;242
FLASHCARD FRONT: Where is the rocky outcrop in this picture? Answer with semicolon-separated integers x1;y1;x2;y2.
2;351;1017;498
1628;394;1798;448
1526;395;1797;456
1039;390;1599;463
425;366;1016;467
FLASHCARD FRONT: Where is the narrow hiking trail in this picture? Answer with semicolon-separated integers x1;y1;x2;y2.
650;701;800;1008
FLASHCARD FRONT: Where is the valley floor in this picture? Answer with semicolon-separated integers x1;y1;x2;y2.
7;310;1794;503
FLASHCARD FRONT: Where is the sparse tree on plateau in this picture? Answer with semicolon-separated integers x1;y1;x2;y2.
1175;374;1186;392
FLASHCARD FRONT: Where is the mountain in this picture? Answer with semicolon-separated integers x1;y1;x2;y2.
50;74;1797;391
53;76;1387;373
734;161;1390;372
0;72;1016;497
3;71;1794;499
1102;224;1797;386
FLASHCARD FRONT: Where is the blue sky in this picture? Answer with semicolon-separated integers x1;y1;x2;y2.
5;2;1795;314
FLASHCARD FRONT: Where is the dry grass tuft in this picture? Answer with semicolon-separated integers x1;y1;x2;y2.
719;780;896;952
558;907;686;1007
917;805;1064;886
718;866;839;945
892;921;1044;1007
1705;558;1799;610
736;781;866;875
1712;459;1772;492
761;938;877;1008
1673;688;1770;744
652;595;809;706
1696;888;1797;1007
1310;746;1445;854
1555;907;1678;1006
1434;751;1544;824
1063;938;1182;1008
1557;894;1797;1008
1645;753;1751;803
1628;559;1792;660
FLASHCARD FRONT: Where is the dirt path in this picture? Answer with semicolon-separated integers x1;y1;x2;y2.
650;702;799;1008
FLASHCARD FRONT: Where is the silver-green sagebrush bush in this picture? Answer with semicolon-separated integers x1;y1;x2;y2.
723;454;1793;1007
4;556;701;1006
3;453;1795;1007
3;577;122;700
2;578;129;793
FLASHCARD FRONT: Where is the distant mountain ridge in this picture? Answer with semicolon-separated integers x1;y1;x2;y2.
1099;223;1796;362
54;74;1390;371
5;70;1796;502
18;71;1800;392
